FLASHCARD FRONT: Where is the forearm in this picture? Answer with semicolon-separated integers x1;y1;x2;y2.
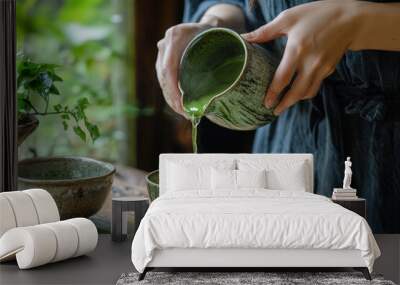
199;4;246;32
351;1;400;51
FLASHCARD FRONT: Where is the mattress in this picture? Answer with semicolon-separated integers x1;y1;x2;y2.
131;190;380;273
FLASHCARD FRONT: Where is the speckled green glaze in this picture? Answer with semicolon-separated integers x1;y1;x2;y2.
145;170;159;202
179;28;279;130
18;156;115;219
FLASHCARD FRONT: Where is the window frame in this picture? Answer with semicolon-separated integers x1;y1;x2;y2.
0;0;17;192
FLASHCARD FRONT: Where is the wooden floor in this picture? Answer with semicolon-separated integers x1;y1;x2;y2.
374;234;400;284
1;234;399;285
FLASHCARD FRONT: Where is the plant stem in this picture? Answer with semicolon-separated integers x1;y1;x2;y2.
44;96;49;114
29;111;65;116
29;109;80;125
25;100;40;114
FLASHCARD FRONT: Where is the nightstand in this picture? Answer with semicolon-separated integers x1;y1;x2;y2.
112;197;149;242
332;198;366;218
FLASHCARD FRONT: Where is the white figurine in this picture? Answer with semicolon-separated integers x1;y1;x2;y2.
342;157;353;189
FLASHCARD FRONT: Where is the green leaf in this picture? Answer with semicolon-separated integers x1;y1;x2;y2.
17;75;27;88
73;126;86;142
74;108;84;120
62;121;68;130
73;98;90;120
16;60;64;107
40;63;59;69
84;120;100;141
61;113;70;120
52;73;63;82
54;104;62;112
17;61;40;77
18;97;28;112
49;85;60;95
77;97;89;109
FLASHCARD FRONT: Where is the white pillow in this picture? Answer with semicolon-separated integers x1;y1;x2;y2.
237;159;308;191
266;168;306;191
166;162;211;191
237;169;267;188
211;169;267;190
166;159;235;192
211;169;236;190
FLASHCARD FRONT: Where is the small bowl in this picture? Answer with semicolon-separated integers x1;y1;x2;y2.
145;170;159;202
18;156;115;219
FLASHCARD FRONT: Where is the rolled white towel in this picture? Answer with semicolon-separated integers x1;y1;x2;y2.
0;196;17;237
0;218;98;269
0;226;57;267
0;189;60;238
24;189;60;224
0;191;39;227
42;221;79;262
64;218;98;257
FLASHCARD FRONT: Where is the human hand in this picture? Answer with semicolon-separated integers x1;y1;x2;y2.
156;23;212;118
242;0;362;115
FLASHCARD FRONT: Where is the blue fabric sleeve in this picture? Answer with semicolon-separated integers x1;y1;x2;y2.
183;0;245;23
183;0;263;32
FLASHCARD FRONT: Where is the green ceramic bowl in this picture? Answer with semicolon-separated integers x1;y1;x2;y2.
145;170;159;202
18;156;115;219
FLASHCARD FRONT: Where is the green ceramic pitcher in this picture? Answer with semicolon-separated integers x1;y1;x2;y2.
179;27;279;130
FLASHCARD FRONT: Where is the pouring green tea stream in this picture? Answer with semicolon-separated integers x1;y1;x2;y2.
179;28;279;152
181;53;245;152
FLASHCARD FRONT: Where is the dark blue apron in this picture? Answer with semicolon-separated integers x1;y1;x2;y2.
184;0;400;233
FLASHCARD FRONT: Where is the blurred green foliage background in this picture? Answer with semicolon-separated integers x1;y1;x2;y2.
17;0;139;164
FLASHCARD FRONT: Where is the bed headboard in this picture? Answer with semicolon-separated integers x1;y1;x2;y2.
159;153;314;195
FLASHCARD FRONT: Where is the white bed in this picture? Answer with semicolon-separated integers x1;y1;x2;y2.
131;154;380;280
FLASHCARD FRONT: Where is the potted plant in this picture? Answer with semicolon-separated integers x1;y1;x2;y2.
17;58;115;219
17;58;99;145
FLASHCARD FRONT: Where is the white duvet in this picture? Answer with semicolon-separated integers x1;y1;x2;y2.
131;190;380;273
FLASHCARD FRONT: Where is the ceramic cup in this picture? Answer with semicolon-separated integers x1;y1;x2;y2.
179;27;279;130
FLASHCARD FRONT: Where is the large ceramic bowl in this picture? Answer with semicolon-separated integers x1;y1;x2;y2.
18;156;115;219
145;170;159;202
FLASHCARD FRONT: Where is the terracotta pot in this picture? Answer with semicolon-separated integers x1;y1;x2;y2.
18;156;115;219
17;114;39;146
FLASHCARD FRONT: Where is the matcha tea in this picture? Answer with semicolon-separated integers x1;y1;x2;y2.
179;29;246;153
190;115;201;153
